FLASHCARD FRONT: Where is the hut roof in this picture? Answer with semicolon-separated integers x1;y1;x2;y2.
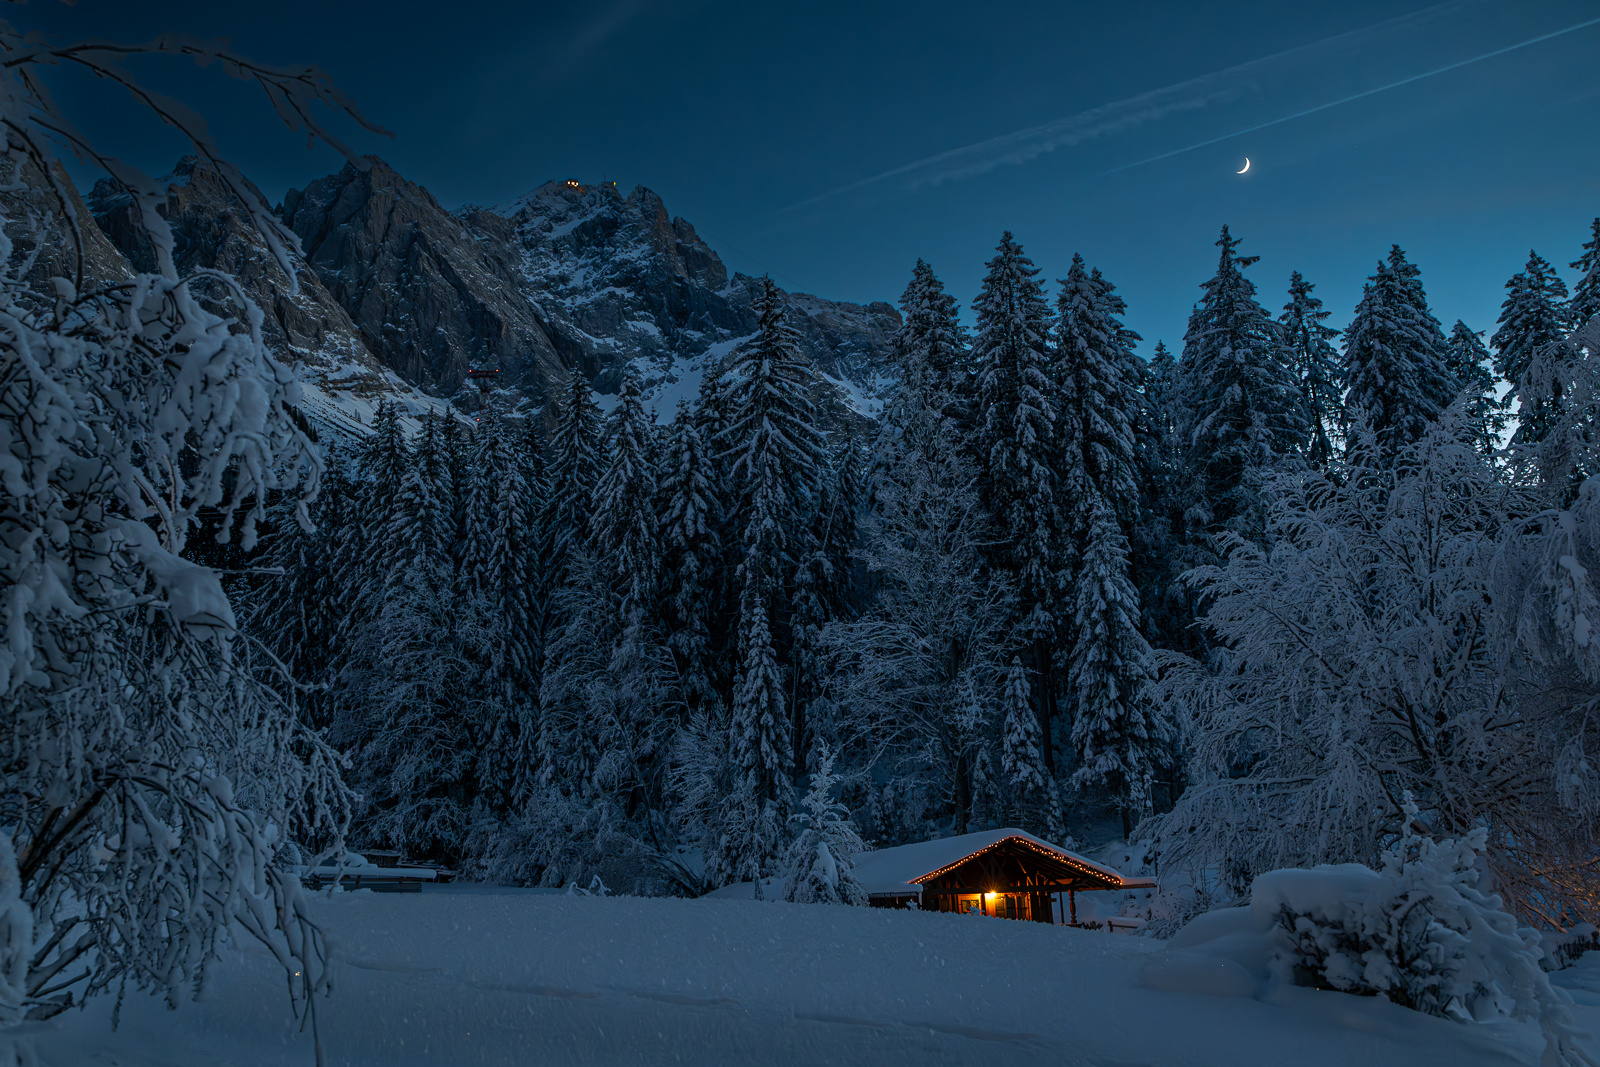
853;828;1140;898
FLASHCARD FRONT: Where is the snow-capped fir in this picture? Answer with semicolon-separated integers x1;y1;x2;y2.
1129;338;1186;653
1143;340;1178;446
971;232;1065;774
657;406;723;714
1341;246;1457;457
781;749;868;905
1279;271;1344;469
591;370;662;613
1494;250;1573;446
1052;254;1141;533
1000;656;1049;823
384;411;453;594
1068;498;1166;837
544;368;606;559
1176;226;1307;543
1568;217;1600;335
890;258;971;401
715;277;828;883
1443;320;1505;459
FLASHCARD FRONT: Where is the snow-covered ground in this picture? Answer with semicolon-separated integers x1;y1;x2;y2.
23;887;1591;1066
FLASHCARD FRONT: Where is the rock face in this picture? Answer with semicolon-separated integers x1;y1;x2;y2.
90;157;370;370
74;154;900;433
2;160;131;291
85;157;462;444
280;159;565;405
457;177;901;413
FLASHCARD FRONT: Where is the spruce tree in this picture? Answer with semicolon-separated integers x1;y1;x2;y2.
1131;340;1186;654
1000;656;1048;827
658;406;723;714
892;258;971;406
716;278;826;879
1443;320;1504;459
971;232;1065;774
1494;250;1573;445
1569;217;1600;332
545;369;604;553
1280;271;1344;469
1052;254;1141;534
1177;226;1306;543
1067;500;1166;837
1342;246;1457;457
592;371;661;615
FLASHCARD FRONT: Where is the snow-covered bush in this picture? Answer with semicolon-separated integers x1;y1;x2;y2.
781;750;867;905
0;20;382;1043
1255;807;1592;1065
1144;423;1593;915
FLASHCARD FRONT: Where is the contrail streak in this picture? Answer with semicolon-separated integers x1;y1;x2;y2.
1103;14;1600;175
777;0;1482;214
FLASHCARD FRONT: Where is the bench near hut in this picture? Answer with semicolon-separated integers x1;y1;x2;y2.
851;828;1155;925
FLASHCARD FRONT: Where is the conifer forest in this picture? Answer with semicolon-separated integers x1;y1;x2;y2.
246;220;1600;931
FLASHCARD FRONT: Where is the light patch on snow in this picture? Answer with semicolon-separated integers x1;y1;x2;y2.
29;889;1564;1067
644;356;705;422
821;370;884;419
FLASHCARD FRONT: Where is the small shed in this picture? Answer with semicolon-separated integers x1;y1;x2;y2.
852;828;1154;925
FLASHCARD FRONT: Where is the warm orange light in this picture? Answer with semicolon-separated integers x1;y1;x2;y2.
984;891;997;901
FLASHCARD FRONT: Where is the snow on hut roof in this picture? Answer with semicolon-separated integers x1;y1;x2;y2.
852;828;1129;898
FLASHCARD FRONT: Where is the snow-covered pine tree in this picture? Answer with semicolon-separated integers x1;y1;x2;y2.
591;371;662;617
715;278;827;881
1052;254;1141;533
1176;226;1306;545
1132;340;1187;653
658;406;724;714
537;368;604;663
1443;320;1505;459
781;749;868;906
1570;217;1600;334
971;232;1065;773
384;410;453;595
892;258;971;406
545;367;604;544
350;411;486;861
1342;246;1457;458
1067;500;1167;837
1000;656;1049;828
1280;271;1344;468
1494;250;1573;447
457;418;540;810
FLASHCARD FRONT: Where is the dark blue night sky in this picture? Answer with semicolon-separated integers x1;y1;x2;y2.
28;0;1600;352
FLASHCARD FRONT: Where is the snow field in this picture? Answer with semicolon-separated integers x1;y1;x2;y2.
30;889;1569;1067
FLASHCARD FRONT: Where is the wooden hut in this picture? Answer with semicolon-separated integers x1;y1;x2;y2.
852;829;1154;925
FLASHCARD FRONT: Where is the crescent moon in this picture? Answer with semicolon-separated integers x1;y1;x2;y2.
1237;157;1251;174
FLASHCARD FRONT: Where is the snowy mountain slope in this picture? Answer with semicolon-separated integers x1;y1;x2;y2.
31;890;1568;1067
282;161;900;423
70;155;899;438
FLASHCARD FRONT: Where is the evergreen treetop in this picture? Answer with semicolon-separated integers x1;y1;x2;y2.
1342;247;1457;456
1280;271;1344;469
1177;226;1306;536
